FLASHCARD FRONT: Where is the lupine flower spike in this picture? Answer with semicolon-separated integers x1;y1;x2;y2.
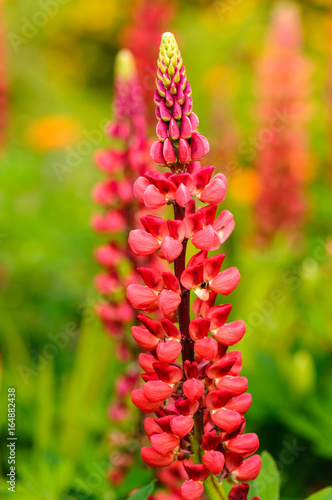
255;2;311;245
127;33;262;500
92;49;152;484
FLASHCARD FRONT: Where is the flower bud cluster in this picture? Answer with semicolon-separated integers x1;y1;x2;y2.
127;33;261;500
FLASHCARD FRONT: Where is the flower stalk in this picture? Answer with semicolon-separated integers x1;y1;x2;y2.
127;33;262;500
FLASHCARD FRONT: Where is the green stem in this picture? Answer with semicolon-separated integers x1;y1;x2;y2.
204;475;227;500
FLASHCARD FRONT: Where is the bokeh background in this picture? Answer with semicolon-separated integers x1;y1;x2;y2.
0;0;331;499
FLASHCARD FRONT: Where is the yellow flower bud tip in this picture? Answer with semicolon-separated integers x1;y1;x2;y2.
115;49;136;81
159;32;180;68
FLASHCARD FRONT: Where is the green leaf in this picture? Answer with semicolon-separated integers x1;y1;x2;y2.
127;481;156;500
305;487;332;500
250;451;280;500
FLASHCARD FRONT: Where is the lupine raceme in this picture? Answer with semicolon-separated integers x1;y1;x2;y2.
92;49;152;484
126;33;262;500
254;2;310;245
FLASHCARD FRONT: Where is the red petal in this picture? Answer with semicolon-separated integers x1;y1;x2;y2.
133;176;149;202
203;254;226;281
200;177;227;204
215;376;248;396
205;390;234;411
132;326;160;351
132;389;164;412
194;337;218;361
175;183;192;207
159;237;183;262
225;393;252;414
139;353;157;374
211;408;242;433
181;480;204;500
181;265;204;290
209;268;241;295
189;318;210;341
158;289;181;316
127;285;158;310
138;266;164;290
233;454;262;481
150;140;166;165
191;132;209;160
225;433;259;457
213;320;246;346
170;415;194;438
141;447;174;468
143;380;173;402
192;225;215;251
150;432;180;455
129;230;160;256
202;450;225;475
157;339;182;363
178;137;191;163
183;379;205;403
163;138;177;164
143;185;167;209
153;363;183;384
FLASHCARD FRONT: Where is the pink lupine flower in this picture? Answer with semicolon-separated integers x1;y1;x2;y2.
126;33;261;499
255;2;311;245
92;49;155;485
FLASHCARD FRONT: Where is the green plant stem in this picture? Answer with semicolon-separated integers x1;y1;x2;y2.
204;475;227;500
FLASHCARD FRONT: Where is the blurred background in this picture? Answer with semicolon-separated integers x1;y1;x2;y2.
0;0;331;499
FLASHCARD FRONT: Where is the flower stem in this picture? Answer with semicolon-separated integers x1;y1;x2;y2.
204;475;227;500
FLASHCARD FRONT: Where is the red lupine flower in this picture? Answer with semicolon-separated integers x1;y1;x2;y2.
228;482;261;500
255;2;310;245
126;33;261;499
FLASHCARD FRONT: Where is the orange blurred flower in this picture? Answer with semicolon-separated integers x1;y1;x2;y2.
25;115;80;152
228;168;259;206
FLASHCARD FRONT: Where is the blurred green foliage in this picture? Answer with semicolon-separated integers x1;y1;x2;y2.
0;0;332;499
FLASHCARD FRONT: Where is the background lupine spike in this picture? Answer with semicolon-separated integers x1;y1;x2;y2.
115;49;137;81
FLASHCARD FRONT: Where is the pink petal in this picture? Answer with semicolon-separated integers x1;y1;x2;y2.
156;120;168;141
202;450;225;475
129;230;160;256
183;379;205;403
157;289;181;316
157;339;182;363
163;138;176;164
191;225;215;251
175;183;192;207
178;137;191;164
225;393;252;414
169;117;180;140
143;185;167;209
181;480;204;500
181;265;204;290
200;177;227;204
150;433;180;456
126;284;158;310
213;321;246;346
141;447;174;468
150;140;166;165
211;408;242;433
143;380;173;402
194;337;218;361
210;267;241;295
233;454;262;481
170;415;194;438
132;326;160;351
180;115;192;139
158;236;183;262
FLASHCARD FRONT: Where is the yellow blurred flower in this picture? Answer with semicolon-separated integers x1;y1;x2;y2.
26;115;80;152
228;168;259;206
70;0;118;32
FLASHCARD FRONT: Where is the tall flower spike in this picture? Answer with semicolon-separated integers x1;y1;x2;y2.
254;2;311;246
127;33;261;500
92;49;156;486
